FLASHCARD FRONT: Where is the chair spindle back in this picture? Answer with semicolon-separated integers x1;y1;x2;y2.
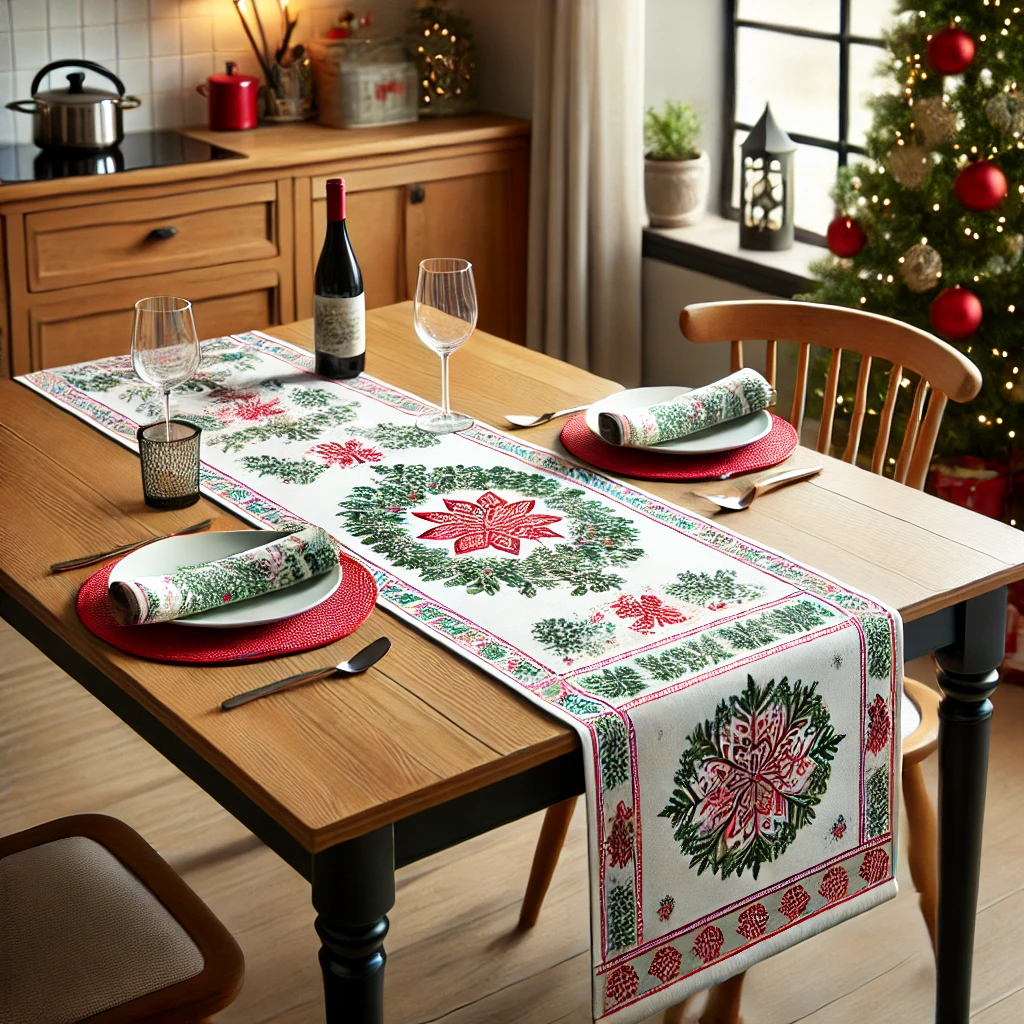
680;300;981;491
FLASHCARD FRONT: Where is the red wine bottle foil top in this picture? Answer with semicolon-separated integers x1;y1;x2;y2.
326;178;346;221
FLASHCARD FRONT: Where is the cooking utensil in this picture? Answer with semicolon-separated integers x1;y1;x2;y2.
7;60;141;150
49;519;214;573
585;387;773;455
197;62;259;132
701;465;823;512
505;405;590;428
221;636;392;709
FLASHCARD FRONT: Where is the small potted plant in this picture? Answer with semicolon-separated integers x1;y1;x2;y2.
644;101;709;227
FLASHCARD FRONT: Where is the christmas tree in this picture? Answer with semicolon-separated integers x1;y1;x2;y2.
807;2;1022;522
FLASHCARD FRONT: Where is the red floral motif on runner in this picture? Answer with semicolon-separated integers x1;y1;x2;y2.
413;490;563;556
657;895;675;922
690;701;819;860
309;439;384;468
736;902;769;940
648;945;682;983
859;848;890;884
610;593;688;634
779;884;810;921
819;866;850;903
865;694;891;755
606;801;635;868
215;394;286;422
692;925;725;964
604;965;640;1006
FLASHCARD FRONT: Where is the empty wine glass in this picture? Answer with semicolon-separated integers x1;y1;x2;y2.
131;296;202;440
413;258;477;433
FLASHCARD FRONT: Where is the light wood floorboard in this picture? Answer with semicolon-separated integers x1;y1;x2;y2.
2;620;1022;1022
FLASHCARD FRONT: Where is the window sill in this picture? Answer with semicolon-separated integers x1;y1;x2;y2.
642;214;821;297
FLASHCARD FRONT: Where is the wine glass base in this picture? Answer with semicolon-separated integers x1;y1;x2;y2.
416;410;474;434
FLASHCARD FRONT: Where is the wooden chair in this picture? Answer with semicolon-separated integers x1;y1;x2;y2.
0;814;245;1023
518;300;980;1021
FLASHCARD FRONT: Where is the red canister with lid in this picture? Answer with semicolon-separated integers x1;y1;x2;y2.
198;62;259;131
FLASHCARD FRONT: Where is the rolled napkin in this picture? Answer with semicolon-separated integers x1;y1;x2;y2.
597;368;776;447
109;525;339;626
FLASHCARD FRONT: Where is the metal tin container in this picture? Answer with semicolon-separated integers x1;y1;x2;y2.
6;60;141;151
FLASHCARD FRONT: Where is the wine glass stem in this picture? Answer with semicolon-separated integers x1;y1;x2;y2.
440;353;451;417
163;387;171;439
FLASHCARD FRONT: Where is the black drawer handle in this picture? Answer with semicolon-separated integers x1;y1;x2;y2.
409;185;425;204
147;226;178;241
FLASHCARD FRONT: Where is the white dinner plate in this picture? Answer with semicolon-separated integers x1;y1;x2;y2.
110;530;342;629
585;386;773;455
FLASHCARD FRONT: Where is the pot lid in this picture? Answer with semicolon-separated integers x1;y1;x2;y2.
209;61;261;86
36;72;120;104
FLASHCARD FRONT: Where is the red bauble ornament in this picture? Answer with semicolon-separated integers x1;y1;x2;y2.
954;159;1008;211
826;216;867;257
929;285;983;340
926;27;976;75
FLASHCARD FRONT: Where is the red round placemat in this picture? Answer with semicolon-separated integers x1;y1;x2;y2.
77;552;377;664
560;412;799;481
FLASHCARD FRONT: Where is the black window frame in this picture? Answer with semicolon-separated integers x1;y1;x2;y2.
721;0;887;245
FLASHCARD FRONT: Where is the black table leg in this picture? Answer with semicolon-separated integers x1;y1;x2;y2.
312;825;395;1024
933;587;1006;1024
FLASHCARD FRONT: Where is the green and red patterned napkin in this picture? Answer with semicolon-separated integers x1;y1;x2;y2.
108;525;338;626
598;368;775;446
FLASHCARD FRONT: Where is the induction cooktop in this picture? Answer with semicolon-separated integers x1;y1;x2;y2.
0;130;246;183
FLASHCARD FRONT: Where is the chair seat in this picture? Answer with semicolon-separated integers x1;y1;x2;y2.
0;815;243;1024
1;836;204;1024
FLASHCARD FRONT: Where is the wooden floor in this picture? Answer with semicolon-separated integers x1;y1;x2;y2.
3;619;1024;1023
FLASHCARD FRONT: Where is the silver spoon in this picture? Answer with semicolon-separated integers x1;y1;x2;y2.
221;636;392;710
505;405;590;428
701;465;823;512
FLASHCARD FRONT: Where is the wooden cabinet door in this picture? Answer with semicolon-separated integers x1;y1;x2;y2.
404;170;513;341
309;181;405;313
27;269;281;370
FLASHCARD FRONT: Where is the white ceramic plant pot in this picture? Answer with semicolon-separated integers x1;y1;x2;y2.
644;151;710;227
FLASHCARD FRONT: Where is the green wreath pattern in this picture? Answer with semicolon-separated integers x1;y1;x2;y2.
337;464;644;597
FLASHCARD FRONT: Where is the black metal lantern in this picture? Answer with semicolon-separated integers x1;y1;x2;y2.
739;104;796;251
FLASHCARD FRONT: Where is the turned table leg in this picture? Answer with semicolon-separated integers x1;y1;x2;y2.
933;588;1006;1024
312;825;395;1024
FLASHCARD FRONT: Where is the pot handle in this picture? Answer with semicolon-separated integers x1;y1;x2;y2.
30;59;128;98
197;84;210;98
117;95;142;111
6;100;46;114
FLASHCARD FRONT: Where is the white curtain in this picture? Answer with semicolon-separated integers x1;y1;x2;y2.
526;0;646;387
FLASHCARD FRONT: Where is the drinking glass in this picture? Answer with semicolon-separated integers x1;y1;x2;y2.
413;258;477;433
131;296;202;440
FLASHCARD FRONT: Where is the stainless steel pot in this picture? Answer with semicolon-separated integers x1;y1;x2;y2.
6;60;141;150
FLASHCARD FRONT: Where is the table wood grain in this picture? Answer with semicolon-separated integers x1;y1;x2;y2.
3;301;1023;854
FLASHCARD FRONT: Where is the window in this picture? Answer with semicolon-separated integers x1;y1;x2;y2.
725;0;894;242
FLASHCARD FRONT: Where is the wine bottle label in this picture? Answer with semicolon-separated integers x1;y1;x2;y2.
314;294;366;359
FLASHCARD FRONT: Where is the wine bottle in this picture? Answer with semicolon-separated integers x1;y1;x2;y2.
314;177;365;379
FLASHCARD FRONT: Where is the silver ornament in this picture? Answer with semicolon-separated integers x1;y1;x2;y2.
900;244;943;293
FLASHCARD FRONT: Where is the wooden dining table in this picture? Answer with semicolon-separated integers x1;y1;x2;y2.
2;301;1023;1024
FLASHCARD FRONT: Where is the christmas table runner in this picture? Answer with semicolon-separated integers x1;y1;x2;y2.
18;333;901;1022
108;525;338;625
597;368;776;446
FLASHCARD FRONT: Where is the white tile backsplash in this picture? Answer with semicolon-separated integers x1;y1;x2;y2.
0;0;415;144
82;0;114;25
49;26;84;59
82;23;116;60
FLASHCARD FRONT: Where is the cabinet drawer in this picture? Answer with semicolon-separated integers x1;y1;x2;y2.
29;271;280;369
25;183;279;293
